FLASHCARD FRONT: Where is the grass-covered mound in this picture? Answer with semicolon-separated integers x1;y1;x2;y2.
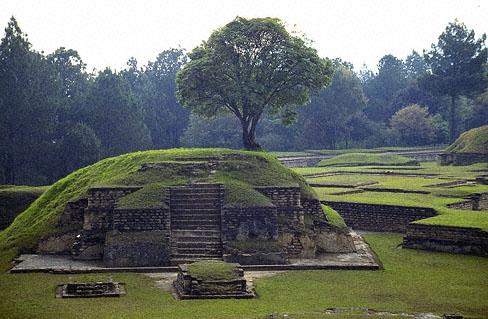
0;148;316;262
187;260;240;281
0;185;47;224
318;153;418;167
446;125;488;154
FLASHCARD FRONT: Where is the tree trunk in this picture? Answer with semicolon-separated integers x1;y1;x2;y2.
241;119;262;151
449;95;457;143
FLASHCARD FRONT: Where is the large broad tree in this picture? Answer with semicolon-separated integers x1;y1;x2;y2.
176;17;333;150
424;20;487;142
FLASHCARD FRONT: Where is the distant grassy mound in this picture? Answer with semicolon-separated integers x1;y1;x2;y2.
0;148;316;260
318;153;418;167
446;125;488;154
0;185;47;229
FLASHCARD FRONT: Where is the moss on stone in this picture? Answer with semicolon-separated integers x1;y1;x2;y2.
187;260;240;281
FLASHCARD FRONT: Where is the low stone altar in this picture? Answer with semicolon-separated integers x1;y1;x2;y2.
173;261;255;299
55;281;126;298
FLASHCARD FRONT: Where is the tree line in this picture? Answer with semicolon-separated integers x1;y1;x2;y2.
0;17;486;185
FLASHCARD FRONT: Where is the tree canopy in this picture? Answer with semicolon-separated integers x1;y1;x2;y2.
424;20;487;141
176;17;333;150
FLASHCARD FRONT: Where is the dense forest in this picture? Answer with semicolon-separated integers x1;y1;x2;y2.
1;17;487;185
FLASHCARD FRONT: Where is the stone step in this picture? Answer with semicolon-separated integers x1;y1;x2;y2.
170;257;222;265
174;247;222;254
172;183;222;188
176;241;222;248
172;223;220;230
171;225;220;231
170;191;221;197
169;197;221;204
170;188;221;194
170;203;221;209
171;253;223;259
172;220;220;226
172;214;220;220
171;229;221;237
171;209;221;213
172;236;221;243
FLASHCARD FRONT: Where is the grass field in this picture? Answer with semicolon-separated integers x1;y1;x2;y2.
318;153;418;167
1;234;487;319
297;161;488;230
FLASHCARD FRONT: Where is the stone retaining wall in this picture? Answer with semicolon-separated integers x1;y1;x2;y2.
403;223;488;256
440;152;488;165
113;208;170;233
87;186;142;209
324;201;437;233
447;193;488;211
221;206;278;242
104;231;170;267
255;186;301;208
278;157;322;168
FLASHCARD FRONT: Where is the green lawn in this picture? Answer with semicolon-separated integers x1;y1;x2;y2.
294;162;488;230
0;234;486;319
318;153;418;167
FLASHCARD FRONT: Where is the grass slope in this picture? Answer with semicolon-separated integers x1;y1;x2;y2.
0;234;486;319
0;148;316;261
446;125;488;154
318;153;418;167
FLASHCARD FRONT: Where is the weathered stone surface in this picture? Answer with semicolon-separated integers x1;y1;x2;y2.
403;224;488;256
447;192;488;211
325;201;437;233
37;232;78;255
103;230;170;267
58;198;87;227
173;262;255;299
315;230;357;253
222;206;278;242
223;251;287;265
439;152;488;165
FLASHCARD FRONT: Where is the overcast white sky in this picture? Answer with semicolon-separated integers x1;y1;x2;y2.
1;0;487;72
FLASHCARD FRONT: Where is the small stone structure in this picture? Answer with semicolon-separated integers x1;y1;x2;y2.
173;263;255;299
439;152;488;165
447;192;488;211
403;223;488;256
324;201;438;233
55;281;126;298
38;180;354;267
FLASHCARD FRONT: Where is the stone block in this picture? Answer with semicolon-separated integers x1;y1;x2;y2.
103;231;170;267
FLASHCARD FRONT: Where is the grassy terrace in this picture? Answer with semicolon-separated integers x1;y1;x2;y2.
318;153;418;167
1;234;487;319
293;162;488;230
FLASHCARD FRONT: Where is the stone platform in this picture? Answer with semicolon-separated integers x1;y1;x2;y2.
10;231;380;273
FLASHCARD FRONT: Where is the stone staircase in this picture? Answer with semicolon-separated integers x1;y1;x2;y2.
169;183;223;264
